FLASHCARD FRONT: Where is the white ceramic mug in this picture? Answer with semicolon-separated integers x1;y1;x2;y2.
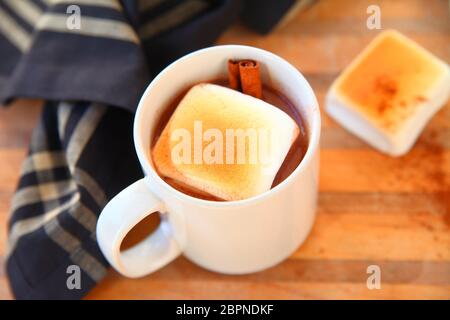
96;45;321;278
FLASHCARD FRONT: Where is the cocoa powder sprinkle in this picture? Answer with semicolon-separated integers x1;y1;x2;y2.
374;74;398;114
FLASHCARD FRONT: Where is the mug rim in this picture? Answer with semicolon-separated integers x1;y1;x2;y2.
134;45;321;208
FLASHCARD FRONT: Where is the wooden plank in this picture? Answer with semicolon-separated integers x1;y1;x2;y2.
0;99;42;129
87;277;450;300
217;33;449;74
0;100;42;148
0;150;28;193
0;276;13;300
320;124;450;149
1;192;447;269
317;192;449;215
0;193;13;250
0;193;447;282
320;149;449;193
0;250;12;299
87;256;450;285
293;210;449;261
290;0;449;20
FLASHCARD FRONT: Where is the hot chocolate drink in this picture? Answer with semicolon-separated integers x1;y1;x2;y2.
151;60;308;201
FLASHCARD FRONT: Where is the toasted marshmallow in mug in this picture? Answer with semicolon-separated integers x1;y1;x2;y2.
326;30;450;156
152;83;299;201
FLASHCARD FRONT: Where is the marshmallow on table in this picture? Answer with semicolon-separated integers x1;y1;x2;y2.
152;83;299;201
326;30;450;156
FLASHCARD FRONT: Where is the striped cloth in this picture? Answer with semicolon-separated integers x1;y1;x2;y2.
1;0;241;299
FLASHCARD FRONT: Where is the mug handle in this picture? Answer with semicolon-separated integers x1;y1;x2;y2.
96;178;181;278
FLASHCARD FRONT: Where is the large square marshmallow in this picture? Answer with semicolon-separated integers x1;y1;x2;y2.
152;83;299;201
326;30;450;156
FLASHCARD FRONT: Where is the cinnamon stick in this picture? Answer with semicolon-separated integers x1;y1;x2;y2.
227;59;241;90
227;59;263;99
239;60;262;99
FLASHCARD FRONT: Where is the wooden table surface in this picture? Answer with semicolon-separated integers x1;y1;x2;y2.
1;0;449;300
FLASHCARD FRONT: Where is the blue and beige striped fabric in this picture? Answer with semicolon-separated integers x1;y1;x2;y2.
0;0;240;299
